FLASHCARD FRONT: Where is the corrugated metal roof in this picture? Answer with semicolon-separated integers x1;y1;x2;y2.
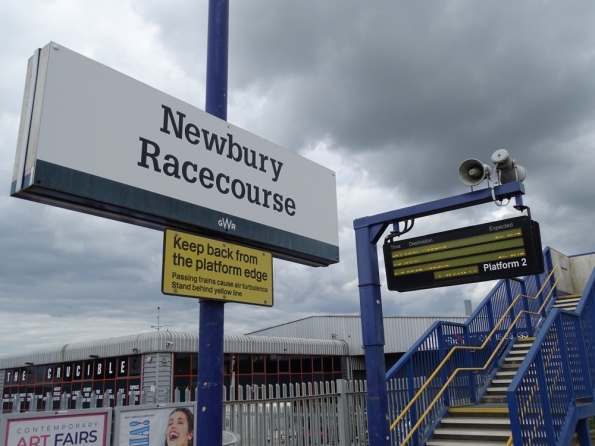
245;316;467;355
0;331;348;369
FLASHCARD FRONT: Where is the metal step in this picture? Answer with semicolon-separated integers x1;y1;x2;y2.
448;406;509;415
554;298;580;303
426;439;510;446
496;371;517;378
554;299;579;305
486;387;507;394
432;427;512;441
482;395;508;403
556;294;581;300
510;345;530;351
440;417;510;427
500;363;521;370
491;378;513;385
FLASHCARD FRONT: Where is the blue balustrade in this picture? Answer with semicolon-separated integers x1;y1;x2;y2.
508;260;595;446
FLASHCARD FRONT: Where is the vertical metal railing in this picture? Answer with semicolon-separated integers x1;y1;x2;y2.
508;264;595;446
222;380;376;446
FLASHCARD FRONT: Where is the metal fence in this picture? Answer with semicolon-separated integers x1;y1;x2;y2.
3;379;370;446
222;380;368;445
508;265;595;446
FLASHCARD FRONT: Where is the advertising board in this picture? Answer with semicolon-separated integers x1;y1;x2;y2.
11;42;339;267
0;409;111;446
383;216;544;291
113;403;195;446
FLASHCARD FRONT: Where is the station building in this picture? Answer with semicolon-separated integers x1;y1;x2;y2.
0;316;465;412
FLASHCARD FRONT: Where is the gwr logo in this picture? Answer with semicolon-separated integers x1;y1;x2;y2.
218;217;236;231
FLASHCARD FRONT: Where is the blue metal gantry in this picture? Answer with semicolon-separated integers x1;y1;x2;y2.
354;181;595;446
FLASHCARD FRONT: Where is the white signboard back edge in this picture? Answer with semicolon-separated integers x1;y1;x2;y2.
11;42;339;267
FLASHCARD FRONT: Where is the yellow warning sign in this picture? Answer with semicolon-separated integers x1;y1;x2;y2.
162;229;273;306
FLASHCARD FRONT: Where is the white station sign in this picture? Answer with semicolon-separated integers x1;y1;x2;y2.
11;42;339;266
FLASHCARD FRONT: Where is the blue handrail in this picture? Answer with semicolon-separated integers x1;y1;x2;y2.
508;261;595;446
385;247;556;445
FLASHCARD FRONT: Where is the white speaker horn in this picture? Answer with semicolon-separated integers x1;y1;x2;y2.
491;149;527;183
458;159;491;186
499;163;527;184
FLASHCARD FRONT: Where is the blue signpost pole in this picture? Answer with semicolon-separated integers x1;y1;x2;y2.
353;182;525;446
196;1;229;445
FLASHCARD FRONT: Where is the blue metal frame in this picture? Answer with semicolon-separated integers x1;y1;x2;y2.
354;182;525;446
196;1;229;445
508;260;595;446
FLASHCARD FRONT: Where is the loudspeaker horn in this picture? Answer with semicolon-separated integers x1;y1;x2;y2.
458;158;491;186
491;149;526;184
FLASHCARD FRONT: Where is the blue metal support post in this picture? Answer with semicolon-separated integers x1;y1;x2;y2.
576;418;593;446
355;225;391;445
353;182;525;446
196;1;229;445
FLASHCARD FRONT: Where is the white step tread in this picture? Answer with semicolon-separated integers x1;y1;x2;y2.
433;427;511;437
492;379;512;384
442;417;510;425
486;387;507;393
427;440;510;446
497;371;517;376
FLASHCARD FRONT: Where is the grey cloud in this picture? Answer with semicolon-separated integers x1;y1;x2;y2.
1;0;595;354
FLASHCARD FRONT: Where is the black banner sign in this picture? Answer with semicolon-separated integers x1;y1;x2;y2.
383;216;544;292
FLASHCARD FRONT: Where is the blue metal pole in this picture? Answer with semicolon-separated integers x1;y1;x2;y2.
355;226;391;446
205;0;229;121
576;418;592;446
197;301;225;445
197;1;228;445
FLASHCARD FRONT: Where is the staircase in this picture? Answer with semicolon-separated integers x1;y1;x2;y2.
386;248;595;446
427;406;511;446
425;340;532;445
424;294;583;446
483;337;535;404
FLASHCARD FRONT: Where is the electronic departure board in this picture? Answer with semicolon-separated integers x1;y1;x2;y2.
383;216;544;292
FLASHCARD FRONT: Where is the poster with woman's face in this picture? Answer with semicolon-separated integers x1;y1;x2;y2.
114;403;195;446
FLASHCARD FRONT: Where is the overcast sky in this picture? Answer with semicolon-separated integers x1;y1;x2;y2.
1;0;595;357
